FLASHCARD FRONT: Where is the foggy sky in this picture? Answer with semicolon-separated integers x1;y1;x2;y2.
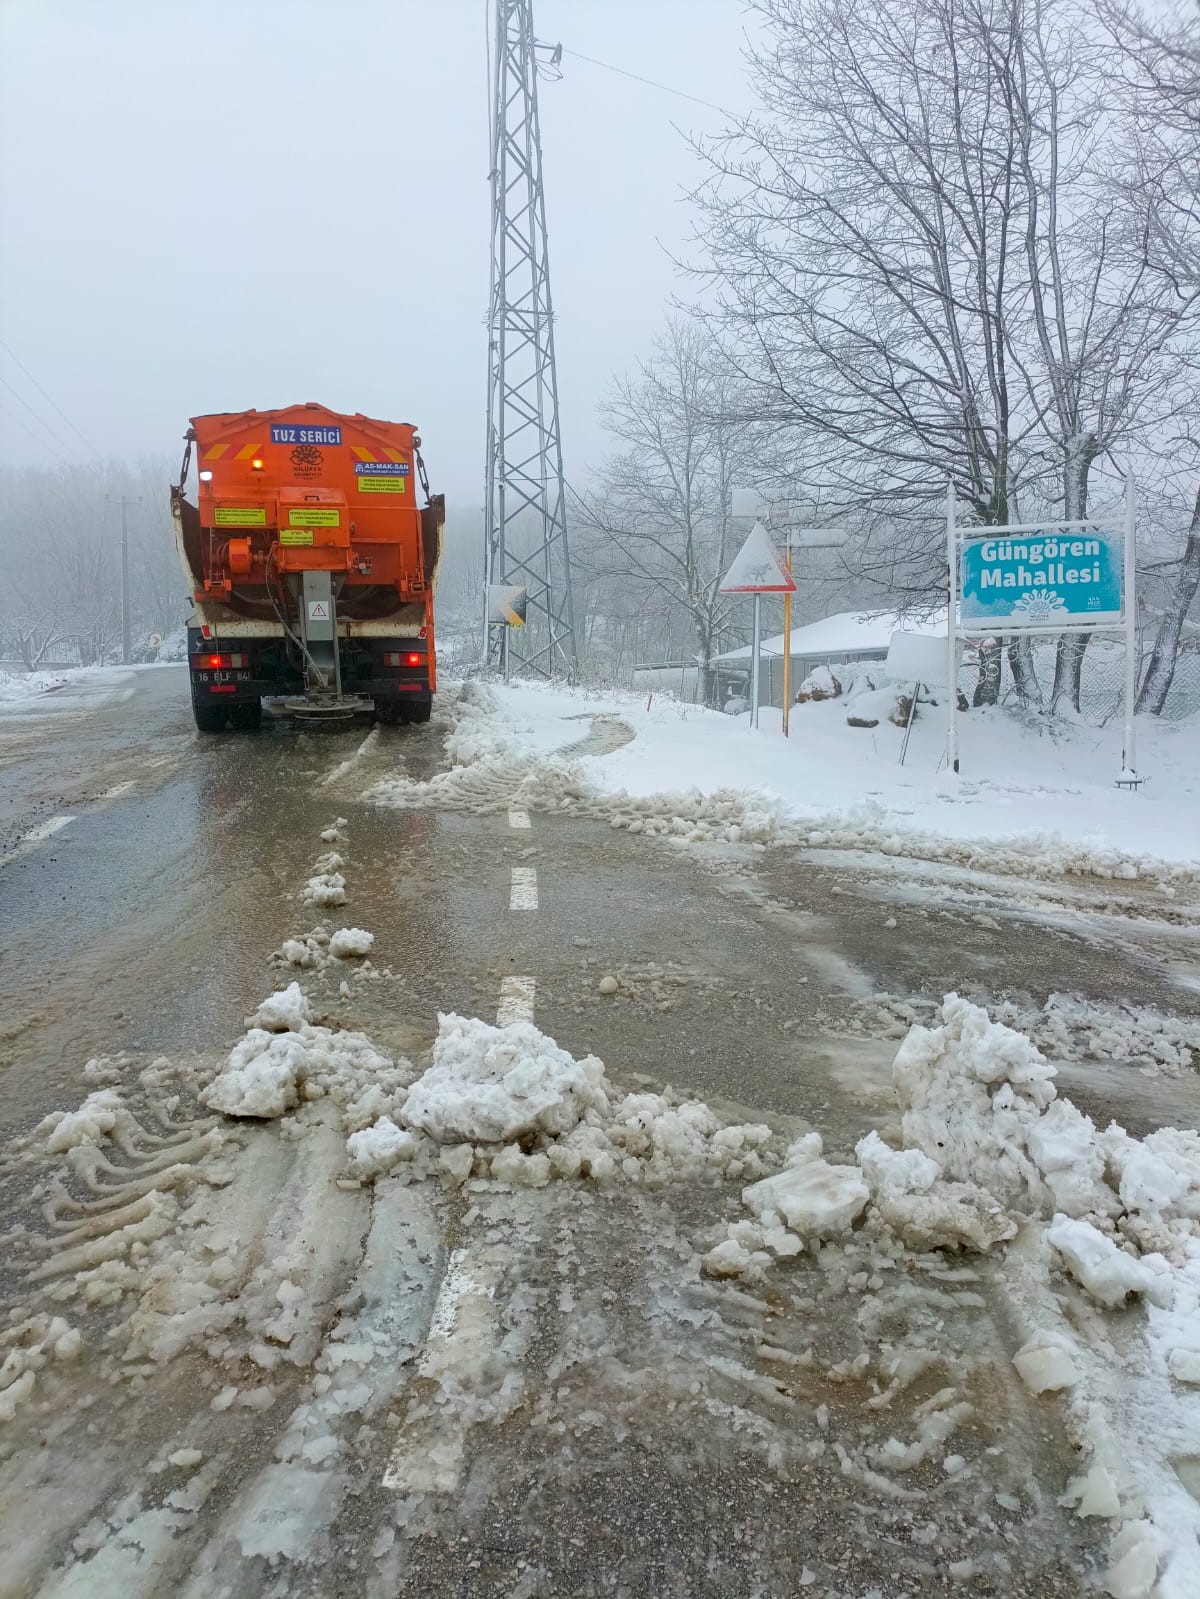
0;0;757;509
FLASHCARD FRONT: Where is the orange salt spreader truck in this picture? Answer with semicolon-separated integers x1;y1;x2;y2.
170;403;444;731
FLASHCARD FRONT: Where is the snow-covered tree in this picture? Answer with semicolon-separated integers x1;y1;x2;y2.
576;320;756;704
688;0;1198;710
1100;0;1200;712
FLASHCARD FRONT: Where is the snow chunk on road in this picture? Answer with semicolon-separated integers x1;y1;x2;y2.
328;927;374;959
1104;1519;1164;1599
1167;1348;1200;1385
1011;1331;1080;1394
346;1015;771;1188
893;995;1064;1212
1046;1217;1173;1310
891;994;1119;1220
37;1090;123;1153
301;873;346;908
702;1237;771;1279
203;1022;406;1122
401;1013;610;1145
855;1129;1015;1252
203;1030;311;1119
742;1132;868;1240
345;1116;419;1179
0;1315;82;1423
248;984;312;1033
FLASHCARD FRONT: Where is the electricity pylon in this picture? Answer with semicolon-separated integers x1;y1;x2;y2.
483;0;577;677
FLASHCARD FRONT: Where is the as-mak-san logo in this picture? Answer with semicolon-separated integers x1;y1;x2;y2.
961;529;1123;627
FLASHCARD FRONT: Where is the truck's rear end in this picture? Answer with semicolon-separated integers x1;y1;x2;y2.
171;403;443;730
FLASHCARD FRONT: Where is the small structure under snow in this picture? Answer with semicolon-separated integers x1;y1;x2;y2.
715;608;946;708
717;608;945;671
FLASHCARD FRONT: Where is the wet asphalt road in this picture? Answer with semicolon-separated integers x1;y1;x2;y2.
1;664;1197;1150
2;666;1198;1598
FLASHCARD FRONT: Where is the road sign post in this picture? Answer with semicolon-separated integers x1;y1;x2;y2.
718;522;796;731
774;526;849;736
945;480;1137;781
781;552;792;735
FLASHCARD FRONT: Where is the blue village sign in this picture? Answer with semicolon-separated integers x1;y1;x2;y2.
960;528;1123;628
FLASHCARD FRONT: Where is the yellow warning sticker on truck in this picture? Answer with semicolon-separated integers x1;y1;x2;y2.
279;529;314;546
214;506;267;526
357;476;406;494
288;508;340;528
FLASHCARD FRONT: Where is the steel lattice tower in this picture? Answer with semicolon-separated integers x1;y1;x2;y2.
484;0;576;676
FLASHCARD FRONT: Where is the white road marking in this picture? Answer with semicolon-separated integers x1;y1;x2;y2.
1;813;76;867
508;808;531;829
98;781;136;801
497;976;536;1025
509;866;538;910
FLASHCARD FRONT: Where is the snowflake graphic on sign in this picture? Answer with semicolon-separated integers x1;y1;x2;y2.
1011;590;1068;624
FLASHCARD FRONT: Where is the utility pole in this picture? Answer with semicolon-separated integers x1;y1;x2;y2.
484;0;577;677
107;495;142;664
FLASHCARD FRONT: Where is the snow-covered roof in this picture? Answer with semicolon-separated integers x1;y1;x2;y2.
715;609;945;663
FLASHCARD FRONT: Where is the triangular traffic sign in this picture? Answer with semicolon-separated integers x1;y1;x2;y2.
718;521;796;593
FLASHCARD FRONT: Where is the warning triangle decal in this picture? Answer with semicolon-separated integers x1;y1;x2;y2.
718;522;796;594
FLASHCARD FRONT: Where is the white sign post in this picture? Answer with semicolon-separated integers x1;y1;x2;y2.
718;522;796;730
945;479;1137;780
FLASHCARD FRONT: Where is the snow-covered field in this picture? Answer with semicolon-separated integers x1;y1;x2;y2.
378;678;1198;882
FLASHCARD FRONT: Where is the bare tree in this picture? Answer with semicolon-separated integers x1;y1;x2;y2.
576;320;754;704
1003;4;1200;707
0;458;186;664
0;602;66;669
1138;483;1200;711
1100;0;1200;711
690;0;1040;588
689;0;1197;712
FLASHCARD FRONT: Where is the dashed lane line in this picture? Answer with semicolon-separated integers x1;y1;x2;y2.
98;781;136;801
509;866;538;910
1;813;77;868
497;976;537;1025
508;809;531;829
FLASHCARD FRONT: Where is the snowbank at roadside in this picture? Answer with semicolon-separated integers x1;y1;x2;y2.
404;679;1200;880
0;668;77;702
0;665;140;714
701;994;1200;1599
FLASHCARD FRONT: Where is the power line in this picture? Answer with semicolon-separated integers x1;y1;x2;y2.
0;398;76;467
0;338;100;454
558;46;733;116
0;373;81;461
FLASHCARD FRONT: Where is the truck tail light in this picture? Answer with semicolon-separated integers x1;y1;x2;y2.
191;652;248;669
210;685;237;694
383;651;423;667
